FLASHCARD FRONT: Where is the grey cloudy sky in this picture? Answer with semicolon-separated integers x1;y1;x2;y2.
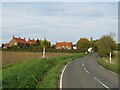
1;2;118;44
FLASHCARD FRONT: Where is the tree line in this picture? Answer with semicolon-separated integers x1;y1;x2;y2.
2;35;119;58
76;35;118;57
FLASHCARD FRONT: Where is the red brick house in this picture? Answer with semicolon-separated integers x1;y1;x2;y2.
27;39;37;45
9;36;28;48
56;41;72;49
3;43;10;49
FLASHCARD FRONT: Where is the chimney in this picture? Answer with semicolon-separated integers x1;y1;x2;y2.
19;37;20;39
28;38;30;40
24;38;26;40
33;39;34;40
13;35;14;38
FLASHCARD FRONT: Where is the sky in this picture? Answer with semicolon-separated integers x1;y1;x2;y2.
1;0;120;2
1;2;119;45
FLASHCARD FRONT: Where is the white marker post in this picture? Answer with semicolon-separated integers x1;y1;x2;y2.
43;46;46;59
110;52;111;63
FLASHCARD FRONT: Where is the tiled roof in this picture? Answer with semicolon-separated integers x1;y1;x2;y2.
3;43;10;47
28;39;36;45
13;37;27;44
56;42;72;47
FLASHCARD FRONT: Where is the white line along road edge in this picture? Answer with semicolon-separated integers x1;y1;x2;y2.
60;62;70;89
93;77;110;89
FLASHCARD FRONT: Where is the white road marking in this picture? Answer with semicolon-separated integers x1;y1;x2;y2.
60;62;70;89
82;63;84;67
98;65;105;70
93;77;110;89
109;71;117;75
84;68;89;74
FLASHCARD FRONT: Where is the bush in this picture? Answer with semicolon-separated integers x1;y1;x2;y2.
3;45;86;53
98;35;117;57
2;59;56;88
45;48;85;53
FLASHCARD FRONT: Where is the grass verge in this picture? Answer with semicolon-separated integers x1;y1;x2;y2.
97;52;120;74
2;53;86;88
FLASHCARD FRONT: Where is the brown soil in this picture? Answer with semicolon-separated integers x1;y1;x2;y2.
2;51;72;66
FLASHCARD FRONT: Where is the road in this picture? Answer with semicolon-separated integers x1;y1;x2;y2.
62;53;119;89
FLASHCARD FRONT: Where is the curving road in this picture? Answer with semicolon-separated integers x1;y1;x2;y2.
62;53;119;89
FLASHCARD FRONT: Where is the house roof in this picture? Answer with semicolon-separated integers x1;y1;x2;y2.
3;43;10;47
13;37;27;44
27;39;36;44
56;41;72;47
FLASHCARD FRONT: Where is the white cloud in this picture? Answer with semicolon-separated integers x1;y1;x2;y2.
2;2;118;44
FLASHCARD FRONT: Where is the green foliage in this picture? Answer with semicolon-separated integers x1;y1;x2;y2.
51;44;55;49
36;53;86;88
117;43;120;51
2;59;55;88
36;39;40;46
77;38;91;52
45;48;86;53
40;38;51;48
98;52;119;74
2;53;86;88
1;44;4;49
93;40;100;52
98;35;117;57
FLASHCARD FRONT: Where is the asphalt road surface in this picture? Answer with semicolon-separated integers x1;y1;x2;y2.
62;53;119;89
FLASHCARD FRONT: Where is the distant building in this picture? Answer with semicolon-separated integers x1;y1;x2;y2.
3;43;10;49
72;44;77;49
56;41;72;49
9;36;28;48
2;36;39;49
27;39;37;45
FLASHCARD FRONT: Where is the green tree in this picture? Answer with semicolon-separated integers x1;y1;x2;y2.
36;39;40;46
117;43;120;51
77;38;91;52
93;39;100;52
41;38;51;59
51;44;56;49
1;44;4;49
98;35;117;57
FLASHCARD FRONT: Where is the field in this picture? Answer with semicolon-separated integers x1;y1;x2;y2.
2;51;73;66
98;51;120;74
2;51;86;88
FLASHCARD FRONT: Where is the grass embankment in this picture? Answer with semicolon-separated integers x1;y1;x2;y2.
2;53;86;88
97;51;120;74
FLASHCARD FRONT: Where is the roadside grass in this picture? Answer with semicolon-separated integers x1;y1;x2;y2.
97;51;120;74
36;53;85;88
2;53;86;88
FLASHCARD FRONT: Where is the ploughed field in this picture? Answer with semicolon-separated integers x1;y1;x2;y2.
2;51;73;66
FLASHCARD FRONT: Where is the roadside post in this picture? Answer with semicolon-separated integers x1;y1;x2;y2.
110;52;111;63
43;46;46;59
